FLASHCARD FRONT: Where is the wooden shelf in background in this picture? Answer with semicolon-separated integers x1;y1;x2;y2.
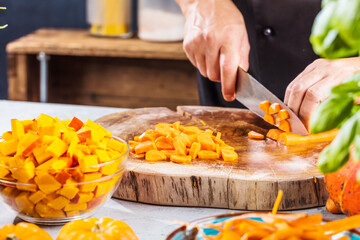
7;28;188;60
6;28;198;109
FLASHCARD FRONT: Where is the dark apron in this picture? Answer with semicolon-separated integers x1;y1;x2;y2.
197;0;322;107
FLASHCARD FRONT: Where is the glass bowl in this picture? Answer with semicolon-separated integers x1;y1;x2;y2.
0;137;128;225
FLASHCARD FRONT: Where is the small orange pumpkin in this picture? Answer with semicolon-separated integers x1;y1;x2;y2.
56;217;138;240
0;222;52;240
325;156;360;216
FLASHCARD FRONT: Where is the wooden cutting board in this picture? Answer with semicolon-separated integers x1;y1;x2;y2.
96;106;329;210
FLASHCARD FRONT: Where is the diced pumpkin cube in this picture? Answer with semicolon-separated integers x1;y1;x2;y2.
269;103;281;115
279;120;291;132
38;124;61;138
19;132;41;157
134;141;156;155
33;145;53;165
107;139;126;152
82;172;102;182
266;129;285;141
170;155;191;164
62;129;78;145
78;155;99;173
12;160;35;182
197;133;215;151
64;202;87;211
145;150;167;162
276;109;290;122
21;120;34;132
51;157;72;171
77;127;92;142
56;179;79;199
15;192;34;214
54;170;72;184
34;173;61;194
221;149;238;162
68;117;84;131
35;157;58;173
46;137;68;157
35;201;66;218
42;136;57;145
11;119;25;139
94;180;114;197
0;140;18;156
66;137;79;159
76;144;91;155
48;196;70;210
95;149;111;163
189;142;201;160
37;114;55;128
264;114;275;125
173;136;187;156
259;100;271;114
0;159;9;178
79;182;97;192
198;150;219;160
73;192;94;204
16;180;37;193
1;131;14;141
100;161;119;175
29;191;46;204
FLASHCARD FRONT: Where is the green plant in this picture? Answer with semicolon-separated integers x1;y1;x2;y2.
310;0;360;181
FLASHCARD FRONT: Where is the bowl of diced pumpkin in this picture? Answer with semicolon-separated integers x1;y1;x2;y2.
0;114;128;224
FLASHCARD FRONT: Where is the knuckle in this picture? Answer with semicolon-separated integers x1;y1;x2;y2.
203;31;215;44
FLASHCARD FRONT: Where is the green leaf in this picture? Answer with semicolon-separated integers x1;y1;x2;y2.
354;134;360;161
322;0;338;8
331;80;360;96
317;111;360;173
310;95;353;133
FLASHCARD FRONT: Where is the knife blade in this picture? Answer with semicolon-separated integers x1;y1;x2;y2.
235;67;308;135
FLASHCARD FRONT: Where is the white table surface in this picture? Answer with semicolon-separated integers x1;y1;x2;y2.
0;100;346;239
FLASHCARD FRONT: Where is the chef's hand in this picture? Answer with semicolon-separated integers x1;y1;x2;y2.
176;0;250;101
285;57;360;129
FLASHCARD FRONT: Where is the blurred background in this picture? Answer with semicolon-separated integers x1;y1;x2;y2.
0;0;197;109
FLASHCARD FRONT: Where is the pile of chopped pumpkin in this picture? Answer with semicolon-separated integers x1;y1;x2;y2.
129;122;238;163
247;100;339;146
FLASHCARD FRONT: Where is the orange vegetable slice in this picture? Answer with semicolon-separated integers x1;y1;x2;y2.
134;141;157;155
264;114;275;125
278;120;291;132
248;131;265;140
266;129;284;141
198;150;219;160
276;109;290;122
170;155;191;163
278;129;339;146
269;103;281;115
145;150;167;162
259;100;271;114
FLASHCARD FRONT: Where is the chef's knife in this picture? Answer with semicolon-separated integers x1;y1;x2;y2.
235;67;308;135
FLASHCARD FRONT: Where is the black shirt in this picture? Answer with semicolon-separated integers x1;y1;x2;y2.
197;0;321;107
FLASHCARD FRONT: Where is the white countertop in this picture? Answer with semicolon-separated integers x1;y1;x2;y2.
0;100;345;239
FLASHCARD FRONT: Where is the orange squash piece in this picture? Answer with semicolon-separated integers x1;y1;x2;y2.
134;141;157;155
198;150;219;160
189;142;201;160
259;100;271;114
276;109;290;122
278;120;291;132
197;133;215;151
266;129;284;141
248;131;265;140
170;155;191;163
269;103;281;115
173;136;187;156
278;129;339;146
263;114;275;125
145;150;167;162
325;197;342;214
221;148;238;163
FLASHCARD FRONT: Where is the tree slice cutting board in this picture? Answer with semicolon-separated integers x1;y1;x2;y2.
96;106;329;210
